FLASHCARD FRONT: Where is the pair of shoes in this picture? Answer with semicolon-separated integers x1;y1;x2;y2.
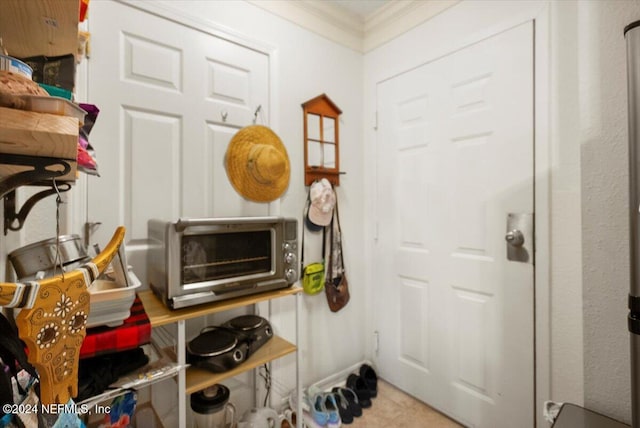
359;364;378;398
345;364;378;409
331;387;362;424
309;391;342;428
323;393;341;428
345;374;372;409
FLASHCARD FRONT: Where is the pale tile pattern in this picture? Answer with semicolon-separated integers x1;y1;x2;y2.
348;380;464;428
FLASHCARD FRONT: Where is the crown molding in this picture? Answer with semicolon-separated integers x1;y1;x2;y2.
364;0;460;52
247;0;365;52
247;0;460;53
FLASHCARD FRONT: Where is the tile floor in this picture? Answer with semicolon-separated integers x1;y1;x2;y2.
347;380;463;428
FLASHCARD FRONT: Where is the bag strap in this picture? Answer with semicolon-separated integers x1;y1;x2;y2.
323;216;331;279
0;363;12;412
0;313;38;382
329;188;344;280
301;191;309;274
324;185;346;281
0;312;47;428
333;191;345;271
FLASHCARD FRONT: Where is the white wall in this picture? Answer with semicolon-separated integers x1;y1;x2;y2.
578;1;640;423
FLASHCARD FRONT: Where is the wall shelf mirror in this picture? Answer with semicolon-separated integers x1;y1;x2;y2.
302;94;342;186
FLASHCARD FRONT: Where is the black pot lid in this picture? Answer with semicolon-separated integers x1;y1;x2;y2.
187;328;237;357
226;314;265;330
190;384;230;414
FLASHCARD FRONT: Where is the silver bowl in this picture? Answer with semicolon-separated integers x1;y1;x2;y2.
8;234;89;280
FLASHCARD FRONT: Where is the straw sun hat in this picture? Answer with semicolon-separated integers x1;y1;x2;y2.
224;125;291;202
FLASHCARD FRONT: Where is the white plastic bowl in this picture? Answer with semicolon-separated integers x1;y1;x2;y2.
86;271;141;328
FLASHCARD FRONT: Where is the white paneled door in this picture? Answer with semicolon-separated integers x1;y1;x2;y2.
374;22;534;427
86;1;269;279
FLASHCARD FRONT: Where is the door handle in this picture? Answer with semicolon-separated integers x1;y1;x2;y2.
505;213;533;263
505;229;525;247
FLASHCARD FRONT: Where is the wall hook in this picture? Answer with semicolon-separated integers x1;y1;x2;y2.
253;105;262;124
221;110;228;122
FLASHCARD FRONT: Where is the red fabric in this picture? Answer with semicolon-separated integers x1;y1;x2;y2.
80;295;151;359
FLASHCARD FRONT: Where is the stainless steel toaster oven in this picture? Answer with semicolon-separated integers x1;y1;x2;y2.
147;217;298;309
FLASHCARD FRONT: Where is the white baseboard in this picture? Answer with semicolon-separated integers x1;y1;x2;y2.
307;359;374;393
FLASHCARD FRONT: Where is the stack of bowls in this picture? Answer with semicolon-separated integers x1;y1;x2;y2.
86;271;141;328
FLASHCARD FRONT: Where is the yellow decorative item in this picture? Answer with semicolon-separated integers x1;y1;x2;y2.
0;226;126;404
302;262;325;295
224;125;291;202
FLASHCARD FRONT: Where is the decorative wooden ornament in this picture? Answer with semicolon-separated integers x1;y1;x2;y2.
0;226;125;404
302;94;342;186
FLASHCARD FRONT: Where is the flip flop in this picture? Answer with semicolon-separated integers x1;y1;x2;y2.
333;386;362;419
322;393;341;428
331;388;353;424
346;374;372;408
311;393;330;426
359;363;378;398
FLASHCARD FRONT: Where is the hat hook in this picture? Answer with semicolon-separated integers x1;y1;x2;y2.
252;105;262;124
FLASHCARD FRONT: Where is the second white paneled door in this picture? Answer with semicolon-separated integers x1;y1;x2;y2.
374;22;535;427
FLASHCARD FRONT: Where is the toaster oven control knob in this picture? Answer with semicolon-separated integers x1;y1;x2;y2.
283;242;296;252
285;268;297;283
284;252;297;265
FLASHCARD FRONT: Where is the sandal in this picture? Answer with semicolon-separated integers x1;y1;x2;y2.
359;364;378;398
310;393;329;427
331;390;353;424
322;393;341;428
346;374;371;408
332;386;362;419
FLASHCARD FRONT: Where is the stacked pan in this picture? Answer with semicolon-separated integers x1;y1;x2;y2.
9;234;90;280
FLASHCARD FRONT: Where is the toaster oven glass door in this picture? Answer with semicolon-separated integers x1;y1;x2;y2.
181;230;272;284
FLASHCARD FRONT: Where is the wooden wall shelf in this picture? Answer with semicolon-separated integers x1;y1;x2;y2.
0;108;79;233
0;107;79;182
0;0;81;234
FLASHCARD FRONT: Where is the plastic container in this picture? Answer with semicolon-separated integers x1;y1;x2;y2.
38;83;73;100
19;95;87;124
86;271;142;328
0;54;33;79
